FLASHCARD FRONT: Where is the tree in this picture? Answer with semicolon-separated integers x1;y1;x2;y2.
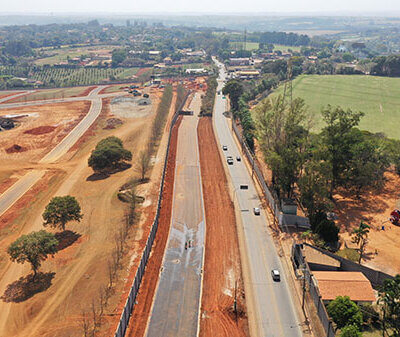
340;324;362;337
351;222;370;264
298;157;332;219
136;150;151;181
378;274;400;337
111;49;127;67
7;230;58;278
347;136;389;197
321;105;364;197
254;95;310;198
88;136;132;173
43;196;83;231
222;80;243;111
327;296;363;330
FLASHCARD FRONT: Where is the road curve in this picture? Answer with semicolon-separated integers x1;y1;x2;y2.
212;57;302;337
0;86;107;217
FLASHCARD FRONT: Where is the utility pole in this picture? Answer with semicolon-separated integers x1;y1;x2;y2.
243;29;247;52
234;280;238;323
302;267;306;311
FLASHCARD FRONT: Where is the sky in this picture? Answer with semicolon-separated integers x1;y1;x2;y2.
1;0;400;14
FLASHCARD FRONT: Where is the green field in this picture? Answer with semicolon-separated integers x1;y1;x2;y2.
269;75;400;139
34;45;115;65
273;44;301;52
230;42;259;51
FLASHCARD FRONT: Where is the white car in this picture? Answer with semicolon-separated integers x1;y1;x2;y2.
253;207;260;215
222;145;228;151
271;269;281;281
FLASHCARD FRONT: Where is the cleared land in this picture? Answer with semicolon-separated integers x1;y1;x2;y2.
198;117;248;337
0;88;163;336
0;101;91;162
271;74;400;139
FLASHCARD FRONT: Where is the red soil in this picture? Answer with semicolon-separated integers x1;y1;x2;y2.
5;144;27;153
124;116;182;337
197;117;249;337
23;126;56;135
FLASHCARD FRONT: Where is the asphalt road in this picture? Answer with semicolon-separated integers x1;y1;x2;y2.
145;93;205;337
0;86;107;217
212;57;302;337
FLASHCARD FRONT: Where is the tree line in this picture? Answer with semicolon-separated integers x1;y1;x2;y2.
223;77;400;246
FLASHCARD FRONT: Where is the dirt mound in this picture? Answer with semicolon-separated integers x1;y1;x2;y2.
5;144;27;153
103;118;123;129
24;125;56;135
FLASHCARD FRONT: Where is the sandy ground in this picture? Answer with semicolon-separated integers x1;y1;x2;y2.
197;116;249;337
334;171;400;275
3;86;96;104
0;88;163;336
0;101;91;163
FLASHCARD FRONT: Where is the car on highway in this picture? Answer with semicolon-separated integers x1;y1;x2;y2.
253;207;260;215
236;156;241;161
222;145;228;151
227;156;234;165
271;269;281;281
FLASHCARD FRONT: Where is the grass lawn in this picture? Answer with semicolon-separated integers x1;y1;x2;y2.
9;86;92;102
230;42;259;51
270;75;400;139
336;248;360;263
273;44;301;52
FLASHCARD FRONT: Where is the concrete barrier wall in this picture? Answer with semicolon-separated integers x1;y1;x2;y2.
114;91;190;337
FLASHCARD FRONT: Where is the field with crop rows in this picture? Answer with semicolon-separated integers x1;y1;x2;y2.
269;74;400;139
0;66;141;87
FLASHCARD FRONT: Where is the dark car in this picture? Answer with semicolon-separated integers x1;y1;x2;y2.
236;156;241;162
222;145;228;151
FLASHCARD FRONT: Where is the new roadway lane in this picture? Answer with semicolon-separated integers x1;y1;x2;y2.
212;57;302;337
145;93;205;337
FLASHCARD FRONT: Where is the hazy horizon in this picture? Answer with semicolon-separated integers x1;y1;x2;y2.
1;0;399;15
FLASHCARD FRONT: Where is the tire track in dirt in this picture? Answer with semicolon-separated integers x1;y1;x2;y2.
197;116;249;337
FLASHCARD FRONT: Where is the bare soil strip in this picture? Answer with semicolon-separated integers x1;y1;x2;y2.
197;116;249;337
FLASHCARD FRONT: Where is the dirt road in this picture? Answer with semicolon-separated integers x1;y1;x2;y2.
0;96;156;336
0;86;106;218
197;116;249;337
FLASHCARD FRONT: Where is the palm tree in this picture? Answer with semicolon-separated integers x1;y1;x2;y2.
351;221;370;264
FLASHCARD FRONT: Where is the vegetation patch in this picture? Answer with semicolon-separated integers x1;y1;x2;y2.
271;75;400;139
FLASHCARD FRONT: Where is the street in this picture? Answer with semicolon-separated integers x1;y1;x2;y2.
212;57;302;337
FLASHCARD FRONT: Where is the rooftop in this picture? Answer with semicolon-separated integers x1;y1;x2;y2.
313;271;376;302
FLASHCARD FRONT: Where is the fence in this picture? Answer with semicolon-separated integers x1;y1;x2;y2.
114;91;190;337
292;243;335;337
231;121;310;230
